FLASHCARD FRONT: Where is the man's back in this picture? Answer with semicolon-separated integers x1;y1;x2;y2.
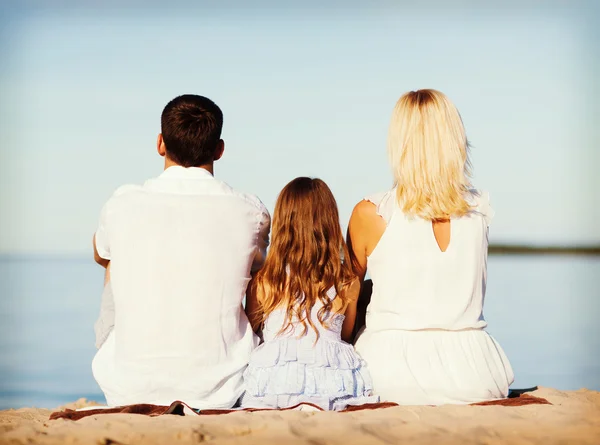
92;166;269;408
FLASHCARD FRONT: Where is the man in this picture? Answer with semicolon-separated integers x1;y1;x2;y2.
92;95;270;409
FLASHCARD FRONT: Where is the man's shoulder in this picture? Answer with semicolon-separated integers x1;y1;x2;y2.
215;180;269;216
236;190;269;215
113;184;144;197
104;179;269;219
106;184;144;201
101;184;144;211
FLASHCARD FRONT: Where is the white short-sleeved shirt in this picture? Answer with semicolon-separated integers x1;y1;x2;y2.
91;166;270;409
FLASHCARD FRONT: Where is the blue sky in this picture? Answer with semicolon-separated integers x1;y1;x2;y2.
0;1;598;254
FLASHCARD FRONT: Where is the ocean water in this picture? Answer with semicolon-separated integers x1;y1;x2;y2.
0;255;598;410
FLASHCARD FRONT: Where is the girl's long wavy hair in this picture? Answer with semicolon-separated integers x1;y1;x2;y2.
254;177;355;338
388;89;474;220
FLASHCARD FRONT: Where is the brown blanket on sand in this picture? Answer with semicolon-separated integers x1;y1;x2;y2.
50;394;550;422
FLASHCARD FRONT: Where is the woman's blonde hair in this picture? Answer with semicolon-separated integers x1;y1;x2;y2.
253;177;355;338
388;89;473;220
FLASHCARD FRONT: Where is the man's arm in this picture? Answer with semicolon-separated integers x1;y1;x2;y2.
245;276;263;333
245;205;271;334
251;208;271;274
93;201;112;268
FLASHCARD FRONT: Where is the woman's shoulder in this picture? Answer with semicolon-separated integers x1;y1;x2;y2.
361;188;397;224
364;188;396;206
466;189;495;227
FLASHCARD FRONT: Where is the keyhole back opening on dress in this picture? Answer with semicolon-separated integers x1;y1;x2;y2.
431;219;451;253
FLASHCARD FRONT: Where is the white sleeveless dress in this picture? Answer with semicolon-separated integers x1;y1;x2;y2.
242;287;378;410
354;189;514;405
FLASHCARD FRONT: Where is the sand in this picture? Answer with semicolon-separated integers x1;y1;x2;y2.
1;387;599;444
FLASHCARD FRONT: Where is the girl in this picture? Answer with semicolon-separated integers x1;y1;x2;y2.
242;177;378;411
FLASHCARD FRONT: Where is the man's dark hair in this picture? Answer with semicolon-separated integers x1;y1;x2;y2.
160;95;223;167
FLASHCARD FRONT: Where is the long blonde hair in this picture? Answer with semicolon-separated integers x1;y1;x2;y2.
254;177;355;337
388;89;473;220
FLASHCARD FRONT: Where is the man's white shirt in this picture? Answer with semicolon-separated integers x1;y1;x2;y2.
92;166;270;408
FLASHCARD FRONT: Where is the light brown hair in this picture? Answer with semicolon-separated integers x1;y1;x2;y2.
253;177;355;338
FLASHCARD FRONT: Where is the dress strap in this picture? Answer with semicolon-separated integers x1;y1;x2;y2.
326;286;337;300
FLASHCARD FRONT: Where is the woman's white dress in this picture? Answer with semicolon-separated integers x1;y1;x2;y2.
354;189;514;405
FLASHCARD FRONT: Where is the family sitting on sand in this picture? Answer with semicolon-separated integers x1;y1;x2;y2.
91;90;514;411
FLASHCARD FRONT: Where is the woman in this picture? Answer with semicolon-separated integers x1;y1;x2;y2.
348;89;514;405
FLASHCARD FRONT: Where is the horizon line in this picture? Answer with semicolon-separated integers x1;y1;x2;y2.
488;244;600;255
0;243;599;260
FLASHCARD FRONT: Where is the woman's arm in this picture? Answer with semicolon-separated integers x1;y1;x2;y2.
341;278;361;342
347;200;386;281
345;200;386;342
245;276;263;334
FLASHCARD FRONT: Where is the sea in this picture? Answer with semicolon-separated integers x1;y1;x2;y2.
0;254;598;410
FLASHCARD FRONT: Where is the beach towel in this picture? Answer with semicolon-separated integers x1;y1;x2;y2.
49;389;550;421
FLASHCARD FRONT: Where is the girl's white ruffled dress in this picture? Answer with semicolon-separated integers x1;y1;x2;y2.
242;287;378;410
354;188;515;405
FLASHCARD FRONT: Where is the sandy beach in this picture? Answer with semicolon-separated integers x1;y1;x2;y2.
0;387;598;444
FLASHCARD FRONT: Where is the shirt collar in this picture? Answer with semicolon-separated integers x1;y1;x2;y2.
159;166;214;180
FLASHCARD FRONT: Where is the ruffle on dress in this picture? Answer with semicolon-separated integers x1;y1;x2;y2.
472;190;495;227
364;189;396;224
242;336;377;410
